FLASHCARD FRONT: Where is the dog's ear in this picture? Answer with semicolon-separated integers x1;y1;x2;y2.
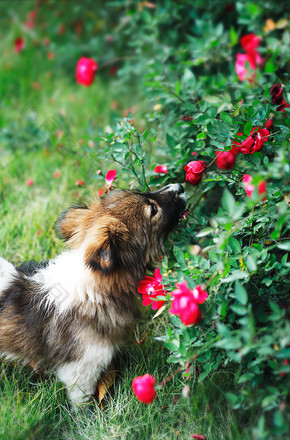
56;205;89;243
84;218;133;275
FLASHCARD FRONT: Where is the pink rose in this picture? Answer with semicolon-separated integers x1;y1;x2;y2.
170;281;208;326
132;374;156;404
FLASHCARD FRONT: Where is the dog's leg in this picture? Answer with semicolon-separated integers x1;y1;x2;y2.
55;343;115;405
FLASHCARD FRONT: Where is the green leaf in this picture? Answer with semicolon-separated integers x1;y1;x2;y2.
175;80;181;96
221;112;233;125
230;26;238;45
275;348;290;359
165;341;180;352
221;271;249;283
235;281;248;305
238;372;254;383
225;392;238;403
203;95;221;104
246;255;257;272
198;363;211;382
243;120;252;136
277;242;290;251
231;304;247;315
173;245;187;267
222;189;236;214
229;237;241;254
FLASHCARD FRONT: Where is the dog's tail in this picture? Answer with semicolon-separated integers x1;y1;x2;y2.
0;257;17;292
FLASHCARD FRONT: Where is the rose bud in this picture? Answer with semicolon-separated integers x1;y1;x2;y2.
184;161;207;185
215;151;236;170
270;83;284;105
76;57;98;87
132;374;156;404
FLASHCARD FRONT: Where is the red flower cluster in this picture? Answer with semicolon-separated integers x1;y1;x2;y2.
243;174;267;201
240;127;269;154
137;268;167;310
270;83;289;112
76;57;98;86
235;34;262;82
170;281;208;326
184;161;207;185
132;374;156;404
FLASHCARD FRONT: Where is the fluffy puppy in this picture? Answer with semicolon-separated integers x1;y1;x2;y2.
0;183;186;404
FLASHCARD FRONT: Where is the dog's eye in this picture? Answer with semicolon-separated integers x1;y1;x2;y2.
150;203;158;218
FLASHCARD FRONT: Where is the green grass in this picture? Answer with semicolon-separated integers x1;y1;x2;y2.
0;340;252;440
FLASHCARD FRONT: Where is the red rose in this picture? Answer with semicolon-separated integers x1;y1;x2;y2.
191;435;206;440
240;127;269;154
154;165;168;174
14;37;25;53
132;374;156;404
170;281;208;326
76;57;98;86
240;33;260;54
184;161;207;185
138;268;167;310
215;151;236;170
270;83;284;105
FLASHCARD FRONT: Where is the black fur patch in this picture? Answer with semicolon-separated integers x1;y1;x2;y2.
17;260;49;276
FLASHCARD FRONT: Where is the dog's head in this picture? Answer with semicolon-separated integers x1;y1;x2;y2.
57;184;186;278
